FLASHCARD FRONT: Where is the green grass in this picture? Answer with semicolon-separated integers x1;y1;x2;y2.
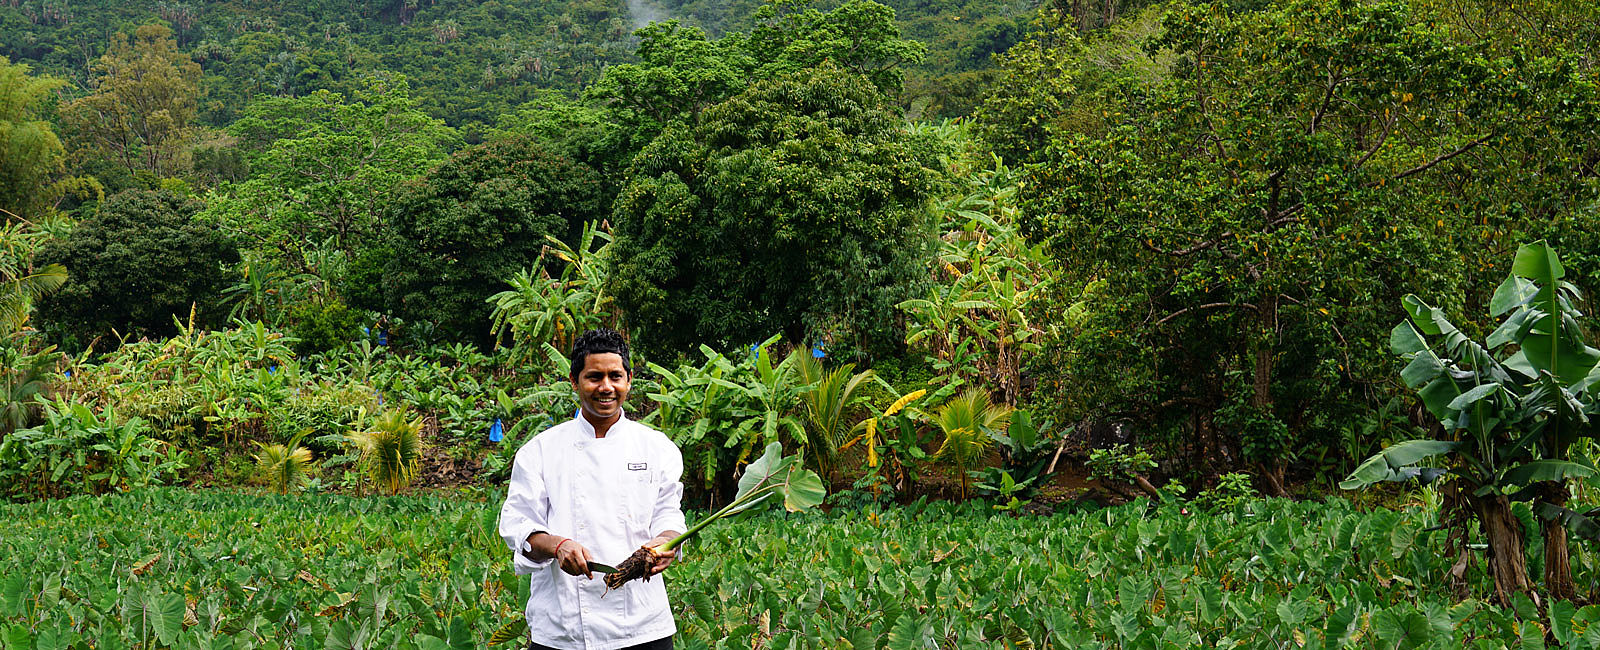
0;489;1594;649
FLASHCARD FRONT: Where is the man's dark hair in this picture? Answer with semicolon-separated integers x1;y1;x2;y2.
569;328;631;378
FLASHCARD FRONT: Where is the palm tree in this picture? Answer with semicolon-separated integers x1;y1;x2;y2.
347;409;424;495
255;431;314;494
794;351;875;483
933;389;1012;499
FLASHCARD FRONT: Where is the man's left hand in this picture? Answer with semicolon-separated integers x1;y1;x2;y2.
644;534;677;576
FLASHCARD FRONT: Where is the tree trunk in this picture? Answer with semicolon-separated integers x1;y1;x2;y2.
1257;463;1288;498
1472;493;1534;607
1543;482;1578;603
1251;296;1289;498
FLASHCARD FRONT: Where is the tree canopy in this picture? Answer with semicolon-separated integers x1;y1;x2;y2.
610;63;937;357
383;136;608;345
37;190;239;345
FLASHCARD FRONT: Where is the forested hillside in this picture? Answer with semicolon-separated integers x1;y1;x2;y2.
0;0;1034;126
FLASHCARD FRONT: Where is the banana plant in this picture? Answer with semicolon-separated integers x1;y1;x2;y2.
1341;241;1600;604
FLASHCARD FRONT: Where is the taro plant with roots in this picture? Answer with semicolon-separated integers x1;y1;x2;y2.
603;442;825;590
1342;241;1600;605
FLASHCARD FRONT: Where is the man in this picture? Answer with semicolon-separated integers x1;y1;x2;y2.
499;328;685;650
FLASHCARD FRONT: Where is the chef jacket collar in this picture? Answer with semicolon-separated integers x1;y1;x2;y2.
576;409;630;439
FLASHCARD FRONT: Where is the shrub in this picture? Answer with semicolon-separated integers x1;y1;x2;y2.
288;300;367;356
347;409;424;494
36;190;239;345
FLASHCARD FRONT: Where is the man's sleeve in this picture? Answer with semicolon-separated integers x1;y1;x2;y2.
499;444;555;575
651;443;689;537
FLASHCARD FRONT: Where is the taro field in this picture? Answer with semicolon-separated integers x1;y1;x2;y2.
2;489;1598;649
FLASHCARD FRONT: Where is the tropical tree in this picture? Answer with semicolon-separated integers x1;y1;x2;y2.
254;431;314;495
1342;241;1600;605
642;339;808;506
793;351;875;483
384;135;607;345
610;64;936;357
0;58;98;219
37;190;238;345
1013;0;1590;494
207;76;456;273
62;24;201;178
898;133;1055;404
487;221;616;355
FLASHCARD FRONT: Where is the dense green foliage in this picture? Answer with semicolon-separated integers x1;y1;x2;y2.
36;190;238;344
611;64;936;356
11;490;1600;648
0;57;72;219
1010;0;1600;495
383;136;608;344
208;76;457;273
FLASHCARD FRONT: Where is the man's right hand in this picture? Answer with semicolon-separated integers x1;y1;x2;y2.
554;539;594;579
525;533;595;579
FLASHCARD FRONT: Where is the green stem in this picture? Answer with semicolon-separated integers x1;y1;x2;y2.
657;485;776;552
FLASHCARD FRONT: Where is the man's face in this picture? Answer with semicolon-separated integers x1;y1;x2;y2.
574;352;630;422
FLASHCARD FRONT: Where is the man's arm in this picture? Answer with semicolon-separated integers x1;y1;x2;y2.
524;532;597;579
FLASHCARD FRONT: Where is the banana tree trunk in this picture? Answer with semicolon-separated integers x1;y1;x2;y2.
1472;493;1533;607
1543;482;1578;603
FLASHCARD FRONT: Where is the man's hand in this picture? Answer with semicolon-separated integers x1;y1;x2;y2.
555;539;595;579
526;533;596;579
645;533;679;576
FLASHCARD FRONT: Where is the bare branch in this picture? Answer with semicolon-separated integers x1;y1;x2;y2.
1378;133;1495;185
1154;302;1259;327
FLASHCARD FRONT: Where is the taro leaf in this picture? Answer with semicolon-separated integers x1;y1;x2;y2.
327;620;356;650
1502;460;1598;485
1275;598;1309;627
486;618;527;646
0;574;24;618
688;591;715;623
1520;621;1547;650
34;626;73;650
732;442;789;505
1513;593;1541;621
1373;609;1432;649
781;465;826;512
416;634;451;650
847;628;876;650
886;615;933;650
1340;440;1460;489
728;442;825;514
1550;600;1577;646
3;625;31;650
130;589;185;646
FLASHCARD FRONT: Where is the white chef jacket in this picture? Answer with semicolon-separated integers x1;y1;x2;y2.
498;411;688;650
